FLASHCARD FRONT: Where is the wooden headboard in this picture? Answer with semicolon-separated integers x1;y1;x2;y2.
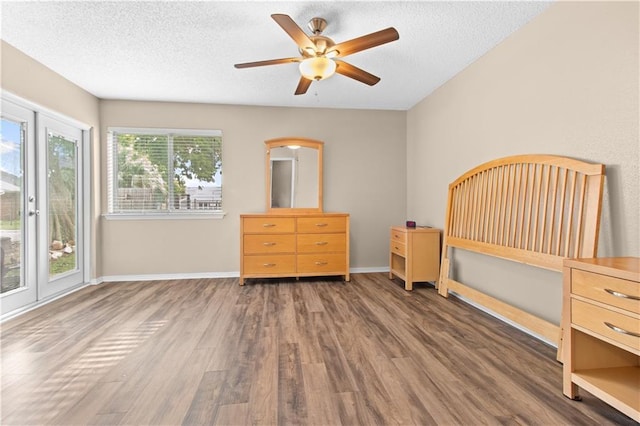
438;155;605;346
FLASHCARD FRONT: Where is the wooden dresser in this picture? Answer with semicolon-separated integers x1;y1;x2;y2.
240;213;349;285
389;226;441;291
562;257;639;422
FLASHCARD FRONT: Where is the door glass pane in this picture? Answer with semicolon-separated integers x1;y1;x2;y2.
48;132;77;278
0;118;24;293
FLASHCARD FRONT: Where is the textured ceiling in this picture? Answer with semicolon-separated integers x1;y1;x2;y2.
1;1;552;110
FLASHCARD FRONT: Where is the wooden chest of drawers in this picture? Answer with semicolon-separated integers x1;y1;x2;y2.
562;257;640;422
240;213;349;285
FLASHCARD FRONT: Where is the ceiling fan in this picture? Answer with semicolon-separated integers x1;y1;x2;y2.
234;14;399;95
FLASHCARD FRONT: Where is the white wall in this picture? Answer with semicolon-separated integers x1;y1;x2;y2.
406;1;639;324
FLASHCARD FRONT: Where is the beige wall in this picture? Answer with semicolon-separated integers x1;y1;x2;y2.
1;40;102;279
100;100;406;277
406;1;639;325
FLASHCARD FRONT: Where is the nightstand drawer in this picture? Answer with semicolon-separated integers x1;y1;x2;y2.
390;241;406;256
297;233;346;253
297;216;347;233
243;255;295;274
244;234;295;254
390;228;407;244
243;217;295;234
572;299;640;353
572;269;640;315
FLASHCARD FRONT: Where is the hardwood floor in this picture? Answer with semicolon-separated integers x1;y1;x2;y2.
1;273;635;425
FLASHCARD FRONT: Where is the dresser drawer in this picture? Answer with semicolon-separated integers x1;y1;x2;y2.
297;216;347;233
390;241;406;257
243;217;295;234
390;228;407;244
297;233;346;253
572;298;640;353
243;255;295;274
572;269;640;315
244;234;295;254
297;253;347;274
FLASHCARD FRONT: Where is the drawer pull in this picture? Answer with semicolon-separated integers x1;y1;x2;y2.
604;322;640;338
315;223;328;227
263;263;276;267
263;223;276;228
315;241;328;246
604;288;640;301
315;261;328;266
263;242;276;246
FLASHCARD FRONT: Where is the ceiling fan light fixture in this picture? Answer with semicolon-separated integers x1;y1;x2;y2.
299;57;336;81
234;14;399;95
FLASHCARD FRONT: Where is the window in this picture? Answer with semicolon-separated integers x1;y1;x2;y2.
107;128;222;216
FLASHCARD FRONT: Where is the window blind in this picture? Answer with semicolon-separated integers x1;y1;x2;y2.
107;128;222;214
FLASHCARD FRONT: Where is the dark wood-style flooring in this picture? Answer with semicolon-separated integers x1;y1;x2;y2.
1;273;635;425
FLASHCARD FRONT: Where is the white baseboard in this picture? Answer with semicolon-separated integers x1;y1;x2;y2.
100;271;238;283
96;267;391;284
350;266;389;274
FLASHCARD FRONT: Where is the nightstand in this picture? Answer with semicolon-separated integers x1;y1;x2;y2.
562;257;639;422
389;226;441;291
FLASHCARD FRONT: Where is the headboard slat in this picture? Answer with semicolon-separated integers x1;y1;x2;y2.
555;168;569;255
574;173;588;258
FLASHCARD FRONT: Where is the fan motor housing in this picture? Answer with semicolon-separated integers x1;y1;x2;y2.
300;35;335;57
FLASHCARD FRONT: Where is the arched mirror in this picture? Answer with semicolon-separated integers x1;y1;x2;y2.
265;137;323;212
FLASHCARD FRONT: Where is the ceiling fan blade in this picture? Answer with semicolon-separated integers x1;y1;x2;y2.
234;57;301;69
271;14;316;51
330;27;399;58
335;60;381;86
295;76;313;95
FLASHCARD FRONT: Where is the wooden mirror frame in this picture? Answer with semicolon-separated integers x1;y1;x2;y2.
265;137;323;213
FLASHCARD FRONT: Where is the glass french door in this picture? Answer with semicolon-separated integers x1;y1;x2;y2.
1;99;85;315
38;115;84;299
0;101;36;312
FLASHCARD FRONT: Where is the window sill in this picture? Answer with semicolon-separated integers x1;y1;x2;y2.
102;211;226;221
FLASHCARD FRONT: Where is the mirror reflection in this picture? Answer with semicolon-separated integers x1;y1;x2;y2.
270;147;318;208
265;138;323;212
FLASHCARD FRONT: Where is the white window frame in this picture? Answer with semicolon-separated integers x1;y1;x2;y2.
105;127;224;220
